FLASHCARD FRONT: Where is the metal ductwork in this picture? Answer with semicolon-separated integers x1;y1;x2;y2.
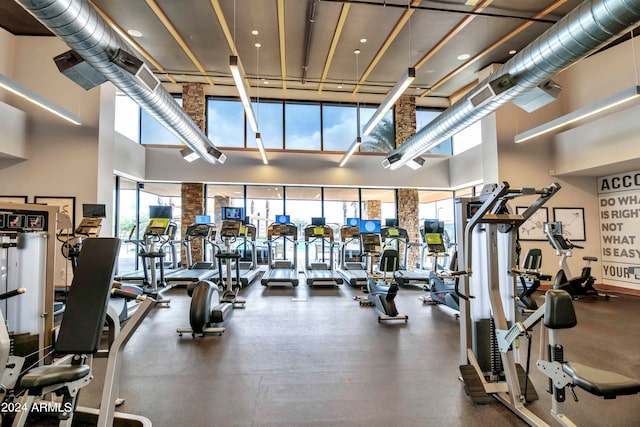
16;0;225;164
384;0;640;170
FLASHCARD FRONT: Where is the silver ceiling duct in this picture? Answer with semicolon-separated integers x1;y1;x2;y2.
16;0;225;164
384;0;640;170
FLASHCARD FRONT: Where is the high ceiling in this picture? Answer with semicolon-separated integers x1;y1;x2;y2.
3;0;592;103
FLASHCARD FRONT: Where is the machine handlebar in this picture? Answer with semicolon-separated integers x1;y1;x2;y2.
111;287;146;302
0;288;25;300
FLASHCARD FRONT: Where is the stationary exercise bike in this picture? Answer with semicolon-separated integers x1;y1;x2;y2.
544;221;609;300
355;233;408;322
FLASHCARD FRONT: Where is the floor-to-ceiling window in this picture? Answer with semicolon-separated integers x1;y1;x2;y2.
116;177;139;273
246;186;284;264
361;189;396;222
285;187;322;261
207;98;245;148
139;183;182;267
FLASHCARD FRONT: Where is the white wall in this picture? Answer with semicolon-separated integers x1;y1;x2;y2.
145;147;451;189
0;28;16;103
0;102;27;159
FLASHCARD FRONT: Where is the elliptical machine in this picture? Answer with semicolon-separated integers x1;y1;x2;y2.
419;220;460;314
513;246;550;312
544;221;609;300
176;219;245;338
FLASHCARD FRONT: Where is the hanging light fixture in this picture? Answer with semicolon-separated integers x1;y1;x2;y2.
254;40;268;164
229;55;258;133
339;49;363;167
361;67;415;136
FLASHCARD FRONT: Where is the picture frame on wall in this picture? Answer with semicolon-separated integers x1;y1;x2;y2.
516;206;548;241
553;207;586;241
0;196;28;204
33;196;76;230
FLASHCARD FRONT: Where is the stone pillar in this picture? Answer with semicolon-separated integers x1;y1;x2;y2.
395;95;420;268
180;83;206;265
364;200;381;220
181;183;204;264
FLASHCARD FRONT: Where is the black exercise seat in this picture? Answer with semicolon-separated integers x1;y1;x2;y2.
562;362;640;398
13;238;120;427
20;365;91;389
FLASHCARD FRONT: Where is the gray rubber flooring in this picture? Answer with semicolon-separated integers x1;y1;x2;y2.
76;278;639;427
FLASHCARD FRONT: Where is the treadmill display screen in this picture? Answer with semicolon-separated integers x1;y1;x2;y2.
195;215;211;224
313;227;325;236
346;217;360;227
222;207;244;220
276;215;290;224
426;233;442;245
360;220;381;233
387;228;399;237
149;205;173;219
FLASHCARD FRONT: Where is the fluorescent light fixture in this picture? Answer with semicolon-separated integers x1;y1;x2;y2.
229;55;258;132
406;156;425;170
0;72;82;125
362;68;415;136
339;137;362;167
207;146;227;164
180;147;199;162
255;132;269;165
515;85;640;143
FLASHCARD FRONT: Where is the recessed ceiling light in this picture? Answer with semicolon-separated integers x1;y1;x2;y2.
465;0;480;5
338;84;343;89
354;49;361;55
457;53;471;61
424;70;434;73
127;29;142;38
255;43;261;48
509;49;517;55
263;80;269;85
360;38;367;43
252;30;259;35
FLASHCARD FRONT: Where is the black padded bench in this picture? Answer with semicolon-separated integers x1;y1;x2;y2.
12;238;120;427
540;290;640;401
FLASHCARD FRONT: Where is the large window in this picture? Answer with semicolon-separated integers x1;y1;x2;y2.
206;184;244;225
322;104;357;151
417;108;452;155
246;186;283;240
360;107;395;153
140;97;183;146
323;188;359;238
248;100;283;149
207;98;245;148
285;102;321;150
115;177;139;273
114;94;140;142
453;120;482;155
361;189;396;221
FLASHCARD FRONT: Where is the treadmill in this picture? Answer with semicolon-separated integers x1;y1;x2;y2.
216;221;261;287
303;219;343;287
336;225;368;287
165;222;218;285
261;221;299;287
380;224;430;289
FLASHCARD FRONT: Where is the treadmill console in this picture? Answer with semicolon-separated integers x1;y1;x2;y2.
240;223;257;241
304;225;333;241
361;233;381;254
74;217;102;237
220;220;242;238
380;226;409;242
186;223;216;240
340;226;360;240
144;218;171;237
268;223;298;239
424;232;446;254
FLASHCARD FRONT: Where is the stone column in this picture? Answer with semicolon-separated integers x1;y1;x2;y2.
180;83;207;265
395;95;420;268
364;200;381;220
181;183;204;264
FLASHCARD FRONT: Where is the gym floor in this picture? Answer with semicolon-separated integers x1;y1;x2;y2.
69;278;640;426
